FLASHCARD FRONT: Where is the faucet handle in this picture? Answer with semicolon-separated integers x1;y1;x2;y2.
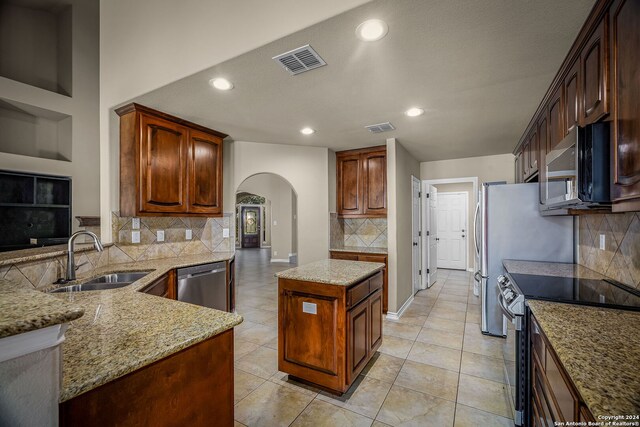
75;261;88;271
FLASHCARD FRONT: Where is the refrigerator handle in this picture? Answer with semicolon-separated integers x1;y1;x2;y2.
473;202;480;256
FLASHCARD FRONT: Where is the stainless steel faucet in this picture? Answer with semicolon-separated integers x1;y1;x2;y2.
65;231;104;281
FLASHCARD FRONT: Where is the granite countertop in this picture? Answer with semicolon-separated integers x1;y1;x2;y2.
503;259;605;280
276;259;385;286
0;279;84;339
0;243;104;267
528;300;640;419
330;246;388;255
1;251;242;402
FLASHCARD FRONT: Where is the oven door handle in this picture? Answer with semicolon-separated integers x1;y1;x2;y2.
498;293;515;321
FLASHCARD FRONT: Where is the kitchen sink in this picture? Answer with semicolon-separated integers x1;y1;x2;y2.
50;271;150;293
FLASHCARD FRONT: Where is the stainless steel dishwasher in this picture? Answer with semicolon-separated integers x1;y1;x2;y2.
177;262;228;311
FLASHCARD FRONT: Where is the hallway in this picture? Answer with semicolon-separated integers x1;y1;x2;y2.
233;252;514;426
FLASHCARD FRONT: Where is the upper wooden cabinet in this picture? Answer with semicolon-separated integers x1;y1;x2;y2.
513;0;640;212
581;15;609;125
336;146;387;218
610;0;640;211
116;103;227;217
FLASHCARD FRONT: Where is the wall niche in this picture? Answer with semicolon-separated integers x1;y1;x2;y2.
0;0;72;96
0;98;72;161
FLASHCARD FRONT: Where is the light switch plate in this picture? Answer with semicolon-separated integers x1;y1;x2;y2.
131;230;140;244
223;228;230;238
599;234;605;250
302;302;317;314
185;229;192;240
132;218;140;229
157;230;165;242
273;220;278;226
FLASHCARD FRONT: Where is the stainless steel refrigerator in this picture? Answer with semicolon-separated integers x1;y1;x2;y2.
475;182;574;337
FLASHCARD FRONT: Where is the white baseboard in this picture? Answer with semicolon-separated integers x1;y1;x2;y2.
386;295;414;321
467;267;474;272
270;258;290;263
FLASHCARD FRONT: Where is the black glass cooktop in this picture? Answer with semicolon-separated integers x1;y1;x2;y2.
509;273;640;311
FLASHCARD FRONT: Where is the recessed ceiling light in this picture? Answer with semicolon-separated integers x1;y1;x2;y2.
300;127;315;135
209;78;234;90
356;19;389;42
405;107;425;117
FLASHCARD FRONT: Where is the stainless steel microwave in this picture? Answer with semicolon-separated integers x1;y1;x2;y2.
542;123;610;210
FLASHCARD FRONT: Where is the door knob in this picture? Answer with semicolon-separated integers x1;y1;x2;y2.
436;238;440;241
462;235;466;238
413;242;418;246
461;229;465;232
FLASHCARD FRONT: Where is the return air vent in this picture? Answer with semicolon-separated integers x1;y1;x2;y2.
272;45;327;75
365;122;395;133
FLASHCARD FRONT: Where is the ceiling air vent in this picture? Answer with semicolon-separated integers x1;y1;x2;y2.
365;122;396;133
272;45;327;75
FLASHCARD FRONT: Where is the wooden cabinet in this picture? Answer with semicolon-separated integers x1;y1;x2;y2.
515;150;524;183
548;83;564;152
581;15;609;125
60;329;234;426
610;0;640;211
336;146;387;218
529;313;594;425
117;103;226;217
278;271;383;394
141;270;176;299
330;250;388;313
564;59;580;136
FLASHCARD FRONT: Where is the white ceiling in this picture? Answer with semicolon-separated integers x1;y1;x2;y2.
134;0;595;161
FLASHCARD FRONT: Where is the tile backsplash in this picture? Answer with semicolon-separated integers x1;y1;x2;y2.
330;213;387;249
577;212;640;289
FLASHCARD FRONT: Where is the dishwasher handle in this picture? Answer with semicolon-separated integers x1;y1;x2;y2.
180;268;226;279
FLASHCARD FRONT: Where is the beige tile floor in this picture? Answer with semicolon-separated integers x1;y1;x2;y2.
233;249;515;426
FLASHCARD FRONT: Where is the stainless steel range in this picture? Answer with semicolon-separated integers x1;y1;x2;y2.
499;260;640;426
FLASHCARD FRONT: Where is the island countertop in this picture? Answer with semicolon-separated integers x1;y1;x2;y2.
276;259;384;286
329;246;388;255
527;300;640;420
1;251;242;403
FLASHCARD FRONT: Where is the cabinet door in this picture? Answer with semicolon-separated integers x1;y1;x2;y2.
368;289;382;352
564;59;580;136
337;153;363;216
515;150;524;183
611;0;640;208
142;271;176;299
523;140;531;178
537;115;549;203
362;151;387;216
581;16;609;125
529;128;539;174
188;129;223;214
139;114;189;213
347;300;369;384
359;255;388;314
548;84;564;151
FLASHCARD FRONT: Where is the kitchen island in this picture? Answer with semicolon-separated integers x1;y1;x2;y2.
276;259;385;394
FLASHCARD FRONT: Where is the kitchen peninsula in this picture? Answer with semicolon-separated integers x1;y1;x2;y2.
276;259;385;394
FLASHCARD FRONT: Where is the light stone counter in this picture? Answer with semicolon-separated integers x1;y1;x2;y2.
329;246;388;255
2;251;242;402
528;300;640;420
276;259;384;286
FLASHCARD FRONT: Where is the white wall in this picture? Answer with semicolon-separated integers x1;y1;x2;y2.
420;153;515;184
387;138;421;313
232;141;329;265
238;173;295;261
0;0;100;229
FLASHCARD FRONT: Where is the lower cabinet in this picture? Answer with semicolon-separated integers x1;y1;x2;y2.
278;272;383;394
529;313;595;425
330;251;388;313
59;329;234;426
140;270;176;299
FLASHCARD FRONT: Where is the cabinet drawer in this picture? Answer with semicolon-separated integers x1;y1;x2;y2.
369;272;383;293
545;348;578;421
331;252;359;261
347;280;370;308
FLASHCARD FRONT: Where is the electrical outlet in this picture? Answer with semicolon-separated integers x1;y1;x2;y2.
599;234;606;250
157;230;165;242
131;230;140;244
223;228;230;238
273;220;278;226
132;218;140;229
185;229;192;240
273;251;278;256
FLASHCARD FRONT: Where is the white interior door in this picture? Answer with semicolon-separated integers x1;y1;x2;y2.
422;184;438;287
436;192;468;270
411;177;421;294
